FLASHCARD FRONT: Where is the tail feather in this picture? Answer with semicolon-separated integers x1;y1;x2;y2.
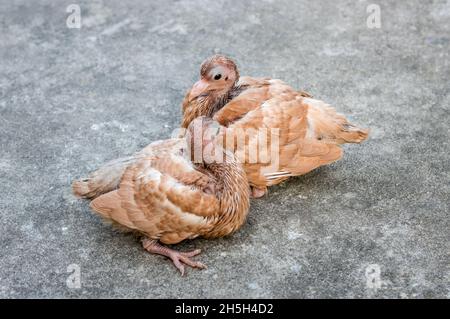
72;156;137;199
337;124;369;144
72;171;123;200
305;98;369;144
72;179;98;199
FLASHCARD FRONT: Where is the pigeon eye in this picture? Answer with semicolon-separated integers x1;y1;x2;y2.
214;74;222;80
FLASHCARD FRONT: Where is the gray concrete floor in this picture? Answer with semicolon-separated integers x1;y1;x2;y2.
0;0;449;298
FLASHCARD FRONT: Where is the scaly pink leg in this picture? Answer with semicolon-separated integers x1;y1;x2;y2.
142;238;207;276
251;186;267;198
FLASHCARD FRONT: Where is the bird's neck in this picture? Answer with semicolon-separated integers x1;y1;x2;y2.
205;155;250;237
203;88;234;117
182;83;238;128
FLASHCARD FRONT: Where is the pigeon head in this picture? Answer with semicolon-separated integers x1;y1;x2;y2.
189;55;239;100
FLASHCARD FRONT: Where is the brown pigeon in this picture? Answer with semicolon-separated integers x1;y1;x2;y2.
73;117;250;275
181;55;369;197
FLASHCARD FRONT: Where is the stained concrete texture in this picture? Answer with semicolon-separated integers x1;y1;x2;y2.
0;0;449;298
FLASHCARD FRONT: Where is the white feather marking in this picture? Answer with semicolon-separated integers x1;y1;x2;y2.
180;212;207;225
137;168;161;181
261;101;270;109
264;171;292;180
306;118;315;139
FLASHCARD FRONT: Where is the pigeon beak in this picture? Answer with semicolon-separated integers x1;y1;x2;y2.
189;79;209;100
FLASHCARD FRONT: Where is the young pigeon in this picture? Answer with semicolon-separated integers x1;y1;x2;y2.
181;55;369;197
73;117;250;275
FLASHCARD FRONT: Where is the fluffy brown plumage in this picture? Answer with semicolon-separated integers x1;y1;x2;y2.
181;55;369;197
73;117;250;275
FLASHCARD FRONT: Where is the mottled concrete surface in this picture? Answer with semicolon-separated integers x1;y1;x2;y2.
0;0;449;298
